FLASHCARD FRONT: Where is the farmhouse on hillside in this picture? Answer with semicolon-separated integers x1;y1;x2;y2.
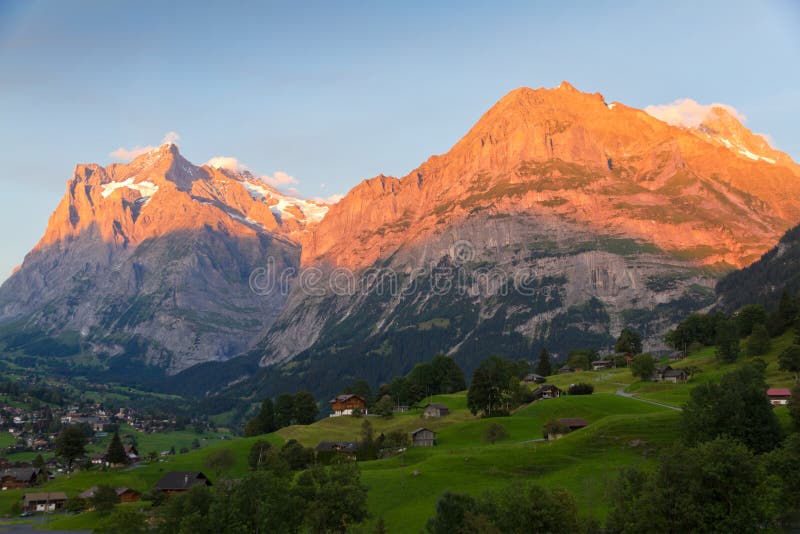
557;365;575;374
124;444;140;463
22;492;67;513
154;471;212;496
523;373;546;384
423;403;450;418
410;428;436;447
662;368;688;383
668;351;685;362
544;418;589;441
532;384;563;401
767;388;792;406
591;359;614;371
80;486;141;503
1;468;41;490
328;394;367;417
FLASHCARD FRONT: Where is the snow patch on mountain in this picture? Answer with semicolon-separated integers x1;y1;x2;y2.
241;180;329;223
101;178;160;199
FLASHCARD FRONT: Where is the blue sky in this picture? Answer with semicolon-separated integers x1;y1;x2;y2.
1;0;799;281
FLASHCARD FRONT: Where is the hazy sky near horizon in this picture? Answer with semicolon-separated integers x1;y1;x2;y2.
1;0;799;281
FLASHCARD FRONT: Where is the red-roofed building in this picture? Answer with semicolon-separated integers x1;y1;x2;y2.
767;388;792;406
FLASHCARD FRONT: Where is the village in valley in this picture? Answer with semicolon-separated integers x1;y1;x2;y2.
2;316;796;530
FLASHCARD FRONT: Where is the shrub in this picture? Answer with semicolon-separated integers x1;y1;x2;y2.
484;423;509;444
568;383;594;395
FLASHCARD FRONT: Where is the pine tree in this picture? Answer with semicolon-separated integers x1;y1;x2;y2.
106;431;127;465
534;348;552;377
715;318;741;363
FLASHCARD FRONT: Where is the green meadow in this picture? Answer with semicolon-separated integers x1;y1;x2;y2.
0;331;796;531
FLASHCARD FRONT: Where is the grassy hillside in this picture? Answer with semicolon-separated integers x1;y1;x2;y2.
0;330;797;531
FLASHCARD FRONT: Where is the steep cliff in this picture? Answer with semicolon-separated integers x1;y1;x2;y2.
0;144;318;374
254;83;800;389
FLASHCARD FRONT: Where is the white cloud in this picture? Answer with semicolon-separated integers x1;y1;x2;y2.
313;193;344;204
109;131;182;161
109;145;154;161
644;98;745;128
206;156;246;172
756;132;775;148
261;171;298;189
206;158;304;193
162;131;180;144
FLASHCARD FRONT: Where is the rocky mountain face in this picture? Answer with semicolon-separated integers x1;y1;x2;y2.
254;83;800;390
0;144;326;374
3;82;800;390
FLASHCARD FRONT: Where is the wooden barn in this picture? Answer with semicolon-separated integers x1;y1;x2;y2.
154;471;212;497
410;428;436;447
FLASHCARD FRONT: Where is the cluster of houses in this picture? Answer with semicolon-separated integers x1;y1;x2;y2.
16;471;212;514
320;394;451;456
532;350;688;376
90;444;140;467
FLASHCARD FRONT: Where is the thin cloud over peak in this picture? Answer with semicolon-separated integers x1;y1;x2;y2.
109;131;182;161
644;98;745;128
206;156;301;192
261;171;298;189
206;156;245;172
313;193;344;204
162;131;180;144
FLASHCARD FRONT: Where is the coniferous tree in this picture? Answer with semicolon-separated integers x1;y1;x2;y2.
745;324;771;356
534;348;552;377
715;318;741;363
274;393;296;428
293;391;319;425
779;345;800;383
105;431;128;465
615;328;642;355
789;386;800;431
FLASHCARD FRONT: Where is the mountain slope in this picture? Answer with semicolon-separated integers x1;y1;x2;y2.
0;144;319;374
716;222;800;311
3;82;800;391
303;82;800;270
251;83;800;394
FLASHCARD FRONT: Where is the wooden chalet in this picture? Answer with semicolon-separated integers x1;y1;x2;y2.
154;471;212;496
22;492;67;513
328;394;367;417
668;351;685;362
423;403;450;418
124;444;140;463
80;486;141;503
523;373;546;384
591;360;614;371
532;384;563;401
662;368;688;383
652;365;688;383
545;418;589;441
410;428;436;447
767;388;792;406
1;468;41;490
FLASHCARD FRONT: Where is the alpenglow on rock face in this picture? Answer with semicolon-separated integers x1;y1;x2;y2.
2;82;800;384
258;82;800;387
0;143;320;374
